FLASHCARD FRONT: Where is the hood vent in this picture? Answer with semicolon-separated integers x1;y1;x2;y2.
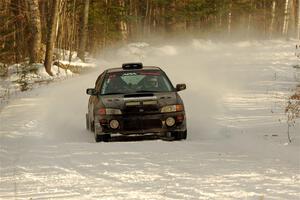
124;93;154;98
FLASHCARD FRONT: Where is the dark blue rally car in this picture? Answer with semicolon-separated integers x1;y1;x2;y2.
86;63;187;142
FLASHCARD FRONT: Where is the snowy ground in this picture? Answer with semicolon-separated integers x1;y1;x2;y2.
0;40;299;199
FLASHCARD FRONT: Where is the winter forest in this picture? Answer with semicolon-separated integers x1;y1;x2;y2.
1;0;300;200
0;0;300;68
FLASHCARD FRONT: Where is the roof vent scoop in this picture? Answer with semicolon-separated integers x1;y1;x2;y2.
122;62;143;70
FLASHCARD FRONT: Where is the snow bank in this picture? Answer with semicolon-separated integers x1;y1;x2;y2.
0;63;75;107
0;47;99;107
0;57;95;108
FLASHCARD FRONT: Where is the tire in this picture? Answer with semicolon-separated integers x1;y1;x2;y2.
95;134;102;142
86;114;90;130
180;130;187;140
93;118;110;142
172;130;187;140
91;120;95;132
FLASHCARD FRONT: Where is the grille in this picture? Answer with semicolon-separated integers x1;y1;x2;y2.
124;105;159;114
123;119;162;131
123;119;138;131
142;119;162;129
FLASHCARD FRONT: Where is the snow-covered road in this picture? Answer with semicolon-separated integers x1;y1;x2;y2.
1;40;300;199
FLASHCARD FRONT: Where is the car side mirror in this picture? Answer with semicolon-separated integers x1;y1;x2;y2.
86;88;98;96
176;84;186;91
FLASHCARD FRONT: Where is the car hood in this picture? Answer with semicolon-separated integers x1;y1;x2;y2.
100;92;178;109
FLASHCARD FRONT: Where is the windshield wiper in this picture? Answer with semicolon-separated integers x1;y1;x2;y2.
135;90;161;93
103;92;124;95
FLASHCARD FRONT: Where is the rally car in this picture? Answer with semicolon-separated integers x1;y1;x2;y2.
86;63;187;142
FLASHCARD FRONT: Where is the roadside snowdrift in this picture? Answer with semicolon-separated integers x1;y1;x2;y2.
0;55;96;107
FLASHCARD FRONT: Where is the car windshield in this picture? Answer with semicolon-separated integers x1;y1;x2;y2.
101;70;174;95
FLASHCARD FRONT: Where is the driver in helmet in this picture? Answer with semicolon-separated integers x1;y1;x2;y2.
144;76;159;90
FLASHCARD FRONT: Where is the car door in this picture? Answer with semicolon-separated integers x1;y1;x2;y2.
89;72;105;120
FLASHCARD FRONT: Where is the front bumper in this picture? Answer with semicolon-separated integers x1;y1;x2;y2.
95;112;186;135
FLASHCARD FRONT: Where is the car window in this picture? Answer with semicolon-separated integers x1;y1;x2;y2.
100;70;174;95
95;72;105;91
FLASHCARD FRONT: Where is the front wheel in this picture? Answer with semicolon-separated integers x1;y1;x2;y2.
86;114;90;130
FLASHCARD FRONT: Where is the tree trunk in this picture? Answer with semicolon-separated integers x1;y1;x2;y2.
27;0;42;64
69;0;77;63
247;0;253;38
298;0;300;39
270;0;276;38
166;0;176;32
143;0;150;35
39;0;49;43
44;0;60;76
161;4;166;34
78;0;89;62
116;0;128;42
228;1;232;36
128;0;134;38
283;0;290;36
263;0;267;38
11;0;24;63
288;0;296;37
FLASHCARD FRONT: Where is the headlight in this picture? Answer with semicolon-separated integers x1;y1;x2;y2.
161;105;184;113
99;108;122;115
106;108;122;115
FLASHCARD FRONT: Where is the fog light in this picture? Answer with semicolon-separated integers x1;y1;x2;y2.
166;117;175;127
109;120;119;129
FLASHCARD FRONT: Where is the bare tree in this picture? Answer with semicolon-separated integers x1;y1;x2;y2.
44;0;60;76
228;1;232;35
118;0;128;41
166;0;176;32
283;0;290;36
27;0;42;64
247;0;253;38
10;0;24;63
78;0;90;62
298;0;300;39
288;0;296;37
269;0;276;38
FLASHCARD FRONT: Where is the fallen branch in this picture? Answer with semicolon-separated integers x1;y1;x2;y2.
53;60;95;74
